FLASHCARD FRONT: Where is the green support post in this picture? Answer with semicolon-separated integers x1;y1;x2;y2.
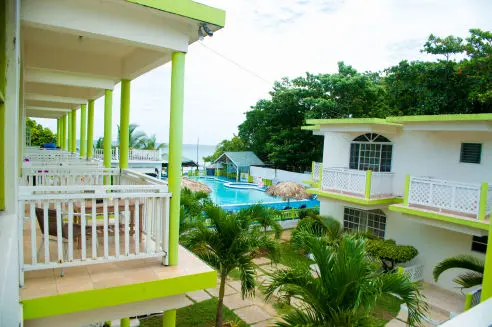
104;90;113;170
71;109;77;153
478;182;488;221
481;221;492;302
80;104;87;157
311;161;314;181
403;174;411;206
56;119;60;147
168;52;186;266
464;292;473;311
364;170;372;200
67;112;72;152
120;318;130;327
63;115;67;150
87;100;94;159
119;79;130;169
318;163;323;188
162;310;176;327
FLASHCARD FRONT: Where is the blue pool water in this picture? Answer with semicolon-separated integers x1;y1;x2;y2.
190;177;320;211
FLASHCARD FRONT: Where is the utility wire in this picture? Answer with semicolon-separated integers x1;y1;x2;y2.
198;41;273;86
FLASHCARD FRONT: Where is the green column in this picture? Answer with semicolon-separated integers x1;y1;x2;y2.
56;119;60;147
120;318;130;327
481;222;492;302
403;174;411;206
63;115;67;150
478;182;488;221
168;52;186;266
79;104;87;157
71;109;77;153
68;112;72;152
87;99;95;158
119;79;130;169
162;310;176;327
364;170;372;200
104;90;113;169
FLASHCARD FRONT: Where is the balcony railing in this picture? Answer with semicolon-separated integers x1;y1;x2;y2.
312;162;322;182
24;148;102;167
19;166;170;285
321;167;394;199
407;176;492;220
93;147;161;161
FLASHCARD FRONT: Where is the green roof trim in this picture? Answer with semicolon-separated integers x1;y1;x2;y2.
305;118;402;127
386;114;492;123
301;125;320;131
307;188;403;206
389;204;489;231
126;0;226;27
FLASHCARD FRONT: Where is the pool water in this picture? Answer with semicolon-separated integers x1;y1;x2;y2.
190;177;320;210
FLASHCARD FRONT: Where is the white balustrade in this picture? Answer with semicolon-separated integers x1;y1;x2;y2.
401;263;424;282
322;167;367;196
408;177;482;217
313;162;322;182
370;172;394;197
19;183;170;280
120;169;167;186
92;147;161;161
21;167;121;187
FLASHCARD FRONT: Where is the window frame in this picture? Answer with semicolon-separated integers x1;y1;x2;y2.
349;133;393;172
343;207;387;239
471;235;487;254
459;143;482;165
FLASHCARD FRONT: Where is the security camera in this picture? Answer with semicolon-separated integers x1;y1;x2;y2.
200;23;213;37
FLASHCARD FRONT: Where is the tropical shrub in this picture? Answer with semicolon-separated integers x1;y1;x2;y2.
291;216;341;252
365;238;418;272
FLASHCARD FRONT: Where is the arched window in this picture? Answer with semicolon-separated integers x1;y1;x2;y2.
349;133;392;172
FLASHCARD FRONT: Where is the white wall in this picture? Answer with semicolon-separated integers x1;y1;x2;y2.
318;198;485;293
249;166;311;185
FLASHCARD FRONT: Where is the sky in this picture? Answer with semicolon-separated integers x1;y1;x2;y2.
37;0;492;146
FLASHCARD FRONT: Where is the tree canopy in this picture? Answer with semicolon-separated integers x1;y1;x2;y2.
210;28;492;171
26;118;56;146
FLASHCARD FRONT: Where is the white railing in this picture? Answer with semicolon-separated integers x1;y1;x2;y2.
120;169;167;186
21;167;121;186
313;162;322;182
408;177;482;218
401;263;424;282
93;147;161;161
321;167;394;198
19;184;170;283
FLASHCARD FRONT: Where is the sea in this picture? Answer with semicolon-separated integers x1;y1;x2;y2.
180;143;216;167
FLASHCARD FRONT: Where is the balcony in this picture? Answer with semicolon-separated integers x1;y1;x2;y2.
390;176;491;231
307;167;401;205
18;157;216;323
94;147;162;162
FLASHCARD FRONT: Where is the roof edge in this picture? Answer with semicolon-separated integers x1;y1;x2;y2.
386;113;492;123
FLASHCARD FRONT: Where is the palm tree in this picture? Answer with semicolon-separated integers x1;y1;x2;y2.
238;204;282;239
117;123;146;148
291;215;342;252
265;233;428;327
141;134;166;151
94;137;104;149
182;204;279;327
433;255;484;289
179;188;211;236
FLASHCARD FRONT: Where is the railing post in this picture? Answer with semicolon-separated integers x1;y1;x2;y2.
364;170;372;200
464;292;473;311
403;174;411;206
103;90;113;183
311;161;314;181
478;182;488;221
71;109;77;153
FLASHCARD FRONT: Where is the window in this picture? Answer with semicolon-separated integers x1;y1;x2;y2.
343;207;386;239
349;133;392;172
471;235;487;253
460;143;482;164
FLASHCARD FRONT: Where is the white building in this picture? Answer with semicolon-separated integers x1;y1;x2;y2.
304;114;492;315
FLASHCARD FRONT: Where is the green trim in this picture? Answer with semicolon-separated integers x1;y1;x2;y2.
79;104;87;157
364;170;372;199
163;310;177;327
464;293;473;311
311;161;314;180
403;174;410;206
479;182;488;221
168;52;186;265
104;90;113;170
481;222;492;302
305;118;402;127
301;125;320;131
119;79;131;170
303;180;316;186
121;318;130;327
68;112;73;152
388;204;489;231
126;0;226;27
87;100;95;159
22;269;216;320
307;188;403;206
387;113;492;123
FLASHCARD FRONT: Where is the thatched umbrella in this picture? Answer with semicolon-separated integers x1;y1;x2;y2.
181;177;212;193
266;181;311;207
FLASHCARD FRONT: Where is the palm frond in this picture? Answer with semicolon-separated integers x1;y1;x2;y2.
453;271;483;289
433;255;484;282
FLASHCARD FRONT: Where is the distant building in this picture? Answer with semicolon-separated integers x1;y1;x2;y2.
210;151;264;181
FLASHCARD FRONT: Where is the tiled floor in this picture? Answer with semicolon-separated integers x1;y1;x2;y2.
21;246;214;300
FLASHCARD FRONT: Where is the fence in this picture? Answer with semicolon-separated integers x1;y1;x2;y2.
400;263;424;282
408;177;486;218
19;184;170;285
313;162;322;182
93;147;161;161
249;166;311;185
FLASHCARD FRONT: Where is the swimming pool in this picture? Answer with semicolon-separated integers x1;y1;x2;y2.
190;176;320;210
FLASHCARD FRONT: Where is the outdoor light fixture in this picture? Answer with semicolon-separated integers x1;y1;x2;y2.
198;22;213;40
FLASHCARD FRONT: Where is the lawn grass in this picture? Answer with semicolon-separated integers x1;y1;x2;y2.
139;298;249;327
277;241;312;269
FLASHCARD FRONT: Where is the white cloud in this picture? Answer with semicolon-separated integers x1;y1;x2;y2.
36;0;492;145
